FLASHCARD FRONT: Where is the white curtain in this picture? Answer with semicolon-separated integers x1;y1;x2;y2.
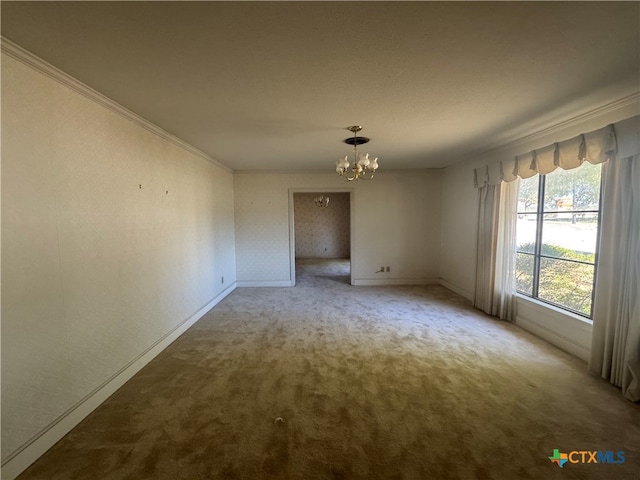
474;123;619;188
473;180;518;321
590;155;640;402
493;180;518;320
474;184;500;315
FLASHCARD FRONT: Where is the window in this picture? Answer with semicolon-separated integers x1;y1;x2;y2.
515;162;602;317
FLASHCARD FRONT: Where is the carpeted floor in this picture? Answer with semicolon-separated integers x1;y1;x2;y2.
17;259;640;479
295;257;351;281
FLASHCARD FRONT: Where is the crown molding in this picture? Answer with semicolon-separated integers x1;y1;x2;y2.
493;92;638;151
460;91;640;166
1;37;233;174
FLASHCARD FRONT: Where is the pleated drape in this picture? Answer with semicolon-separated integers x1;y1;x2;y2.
590;155;640;402
473;180;518;321
474;117;638;188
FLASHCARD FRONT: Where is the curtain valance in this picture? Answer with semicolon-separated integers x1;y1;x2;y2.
474;115;639;188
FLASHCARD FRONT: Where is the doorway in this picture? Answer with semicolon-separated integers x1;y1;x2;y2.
289;190;353;286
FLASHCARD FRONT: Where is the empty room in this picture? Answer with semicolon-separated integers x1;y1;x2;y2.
1;2;639;479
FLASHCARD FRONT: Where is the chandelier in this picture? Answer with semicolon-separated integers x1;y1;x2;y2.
314;195;329;207
335;125;379;181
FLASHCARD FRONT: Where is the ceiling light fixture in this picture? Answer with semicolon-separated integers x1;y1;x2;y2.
314;195;329;207
335;126;379;181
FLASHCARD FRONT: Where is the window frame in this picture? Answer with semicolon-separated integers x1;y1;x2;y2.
515;168;603;319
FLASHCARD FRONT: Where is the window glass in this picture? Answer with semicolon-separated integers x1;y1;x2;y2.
515;252;534;295
516;214;537;253
540;213;598;261
517;175;539;212
538;258;595;316
543;162;602;212
515;162;601;318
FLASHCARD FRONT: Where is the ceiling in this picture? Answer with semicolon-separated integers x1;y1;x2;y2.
2;1;638;172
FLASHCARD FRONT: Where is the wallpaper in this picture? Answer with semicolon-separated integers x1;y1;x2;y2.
1;53;237;462
294;193;350;258
234;170;444;285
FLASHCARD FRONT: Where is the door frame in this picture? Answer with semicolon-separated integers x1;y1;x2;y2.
288;188;355;286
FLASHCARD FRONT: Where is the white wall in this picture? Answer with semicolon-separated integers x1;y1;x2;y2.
234;170;442;286
1;52;237;477
294;192;350;258
439;164;478;300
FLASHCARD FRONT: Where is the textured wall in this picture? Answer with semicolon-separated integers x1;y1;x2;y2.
1;53;237;461
294;192;350;258
439;163;479;299
234;171;442;284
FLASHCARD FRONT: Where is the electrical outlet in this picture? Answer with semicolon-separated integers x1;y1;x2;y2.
221;276;224;284
386;266;390;272
381;266;385;272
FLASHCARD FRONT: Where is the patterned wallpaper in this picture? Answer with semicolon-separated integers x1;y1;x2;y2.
234;171;443;284
2;53;237;461
294;193;350;258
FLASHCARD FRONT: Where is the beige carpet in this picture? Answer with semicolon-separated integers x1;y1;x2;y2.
17;261;640;479
295;258;350;280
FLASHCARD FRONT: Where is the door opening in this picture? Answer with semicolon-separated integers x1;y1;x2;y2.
290;191;352;286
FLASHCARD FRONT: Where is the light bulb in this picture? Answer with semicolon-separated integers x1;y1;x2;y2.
358;154;370;167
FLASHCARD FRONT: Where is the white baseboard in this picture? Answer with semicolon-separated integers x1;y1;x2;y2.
438;280;473;301
236;280;294;287
1;283;237;480
351;278;439;286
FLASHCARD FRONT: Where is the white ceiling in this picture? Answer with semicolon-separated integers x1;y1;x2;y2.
2;1;638;171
